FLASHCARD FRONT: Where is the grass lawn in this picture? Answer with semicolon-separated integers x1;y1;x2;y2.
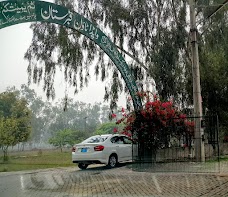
0;149;75;172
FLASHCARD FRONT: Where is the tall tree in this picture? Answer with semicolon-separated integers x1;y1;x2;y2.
24;0;228;132
0;91;32;160
47;99;106;136
18;85;110;144
25;0;191;109
20;84;46;143
49;129;86;152
0;118;18;161
197;0;228;130
200;0;228;135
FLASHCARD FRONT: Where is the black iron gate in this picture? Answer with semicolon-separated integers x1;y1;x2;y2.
131;115;220;173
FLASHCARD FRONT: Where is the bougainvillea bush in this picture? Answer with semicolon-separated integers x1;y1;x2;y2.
111;92;195;160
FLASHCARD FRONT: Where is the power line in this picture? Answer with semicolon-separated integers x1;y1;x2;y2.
196;3;228;8
115;45;148;71
205;0;228;21
197;0;228;34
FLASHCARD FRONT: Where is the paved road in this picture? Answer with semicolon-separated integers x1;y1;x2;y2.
0;162;228;197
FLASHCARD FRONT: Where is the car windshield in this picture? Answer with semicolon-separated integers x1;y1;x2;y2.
82;136;109;143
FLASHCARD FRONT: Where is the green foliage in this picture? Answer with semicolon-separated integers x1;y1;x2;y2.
18;85;110;143
111;92;196;161
47;99;109;136
114;93;194;150
0;118;18;161
0;91;32;161
49;129;87;151
199;2;228;129
94;122;124;135
25;0;191;109
23;1;227;136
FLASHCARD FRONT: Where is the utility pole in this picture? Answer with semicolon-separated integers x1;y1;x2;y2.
189;0;205;162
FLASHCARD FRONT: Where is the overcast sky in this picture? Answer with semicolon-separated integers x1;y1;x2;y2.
0;22;126;106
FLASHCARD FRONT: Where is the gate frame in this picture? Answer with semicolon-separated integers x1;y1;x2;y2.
0;0;142;110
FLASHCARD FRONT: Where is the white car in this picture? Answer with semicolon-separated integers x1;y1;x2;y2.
72;134;133;169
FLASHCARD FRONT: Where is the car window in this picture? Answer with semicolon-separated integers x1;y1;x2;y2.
82;136;107;143
110;136;132;144
110;136;119;143
101;136;109;142
123;136;132;144
117;137;124;144
111;136;129;144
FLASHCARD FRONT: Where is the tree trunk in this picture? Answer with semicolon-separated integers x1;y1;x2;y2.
21;143;25;151
144;142;157;163
2;146;9;162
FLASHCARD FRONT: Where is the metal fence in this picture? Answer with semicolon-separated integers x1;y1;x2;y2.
130;115;220;173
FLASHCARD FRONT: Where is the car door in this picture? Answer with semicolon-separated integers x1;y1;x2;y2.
113;136;132;161
110;136;124;161
122;136;132;161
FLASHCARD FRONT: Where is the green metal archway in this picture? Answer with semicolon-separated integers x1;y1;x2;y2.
0;0;142;110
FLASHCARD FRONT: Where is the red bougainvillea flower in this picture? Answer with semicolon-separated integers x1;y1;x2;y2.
141;110;147;118
122;131;132;137
113;128;118;133
111;113;117;118
152;100;161;108
167;109;175;118
125;125;132;131
123;113;127;117
114;92;194;147
179;114;187;119
145;102;153;109
155;108;160;116
126;115;135;123
116;117;125;125
161;101;173;108
160;110;167;117
116;119;122;124
185;121;195;127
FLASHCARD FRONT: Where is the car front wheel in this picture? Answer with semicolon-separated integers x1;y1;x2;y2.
78;163;88;170
107;154;117;168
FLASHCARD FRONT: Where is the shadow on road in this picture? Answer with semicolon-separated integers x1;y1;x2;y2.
79;162;133;171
